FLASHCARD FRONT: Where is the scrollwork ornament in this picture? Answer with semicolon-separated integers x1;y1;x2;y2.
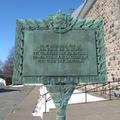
46;12;77;33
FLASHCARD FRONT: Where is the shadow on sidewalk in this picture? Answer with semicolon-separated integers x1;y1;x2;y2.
0;88;20;93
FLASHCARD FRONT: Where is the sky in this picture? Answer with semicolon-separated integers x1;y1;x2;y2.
0;0;84;63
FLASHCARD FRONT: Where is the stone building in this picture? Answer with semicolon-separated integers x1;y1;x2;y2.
73;0;120;81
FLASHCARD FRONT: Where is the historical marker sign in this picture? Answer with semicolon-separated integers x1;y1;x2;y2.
12;12;107;84
12;12;107;120
23;30;97;76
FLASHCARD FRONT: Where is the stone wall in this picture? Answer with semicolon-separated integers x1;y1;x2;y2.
83;0;120;81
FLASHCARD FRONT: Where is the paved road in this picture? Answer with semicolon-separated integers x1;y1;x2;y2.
5;86;41;120
0;85;34;120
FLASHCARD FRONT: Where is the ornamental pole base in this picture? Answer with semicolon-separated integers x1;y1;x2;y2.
46;84;75;120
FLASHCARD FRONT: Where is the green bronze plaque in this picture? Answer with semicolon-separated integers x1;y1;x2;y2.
23;30;97;76
12;12;107;84
12;13;107;120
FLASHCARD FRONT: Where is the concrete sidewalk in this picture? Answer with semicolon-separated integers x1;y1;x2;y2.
43;100;120;120
5;86;41;120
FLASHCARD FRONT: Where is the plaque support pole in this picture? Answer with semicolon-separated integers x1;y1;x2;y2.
46;84;75;120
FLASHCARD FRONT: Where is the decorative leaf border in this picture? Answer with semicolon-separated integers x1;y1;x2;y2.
12;12;107;85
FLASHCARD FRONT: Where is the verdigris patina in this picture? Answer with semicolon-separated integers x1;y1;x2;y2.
12;12;107;120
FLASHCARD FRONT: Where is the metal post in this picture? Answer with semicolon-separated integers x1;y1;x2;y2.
45;93;47;113
46;84;75;120
109;82;111;100
56;106;66;120
85;84;87;103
